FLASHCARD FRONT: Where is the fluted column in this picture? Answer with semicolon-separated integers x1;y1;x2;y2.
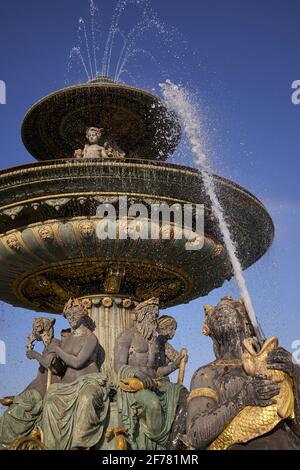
79;295;135;385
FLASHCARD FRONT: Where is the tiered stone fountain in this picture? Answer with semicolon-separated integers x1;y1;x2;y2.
0;76;274;383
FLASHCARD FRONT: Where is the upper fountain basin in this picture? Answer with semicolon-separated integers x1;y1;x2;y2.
21;78;181;162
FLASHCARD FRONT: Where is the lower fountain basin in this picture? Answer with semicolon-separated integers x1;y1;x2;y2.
0;158;274;313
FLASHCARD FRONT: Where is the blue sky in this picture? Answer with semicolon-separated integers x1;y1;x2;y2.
0;0;300;399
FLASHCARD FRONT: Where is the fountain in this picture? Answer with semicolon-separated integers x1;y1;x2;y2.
0;75;275;449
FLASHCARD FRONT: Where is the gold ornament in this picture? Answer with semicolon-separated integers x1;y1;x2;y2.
38;225;54;241
122;298;132;308
188;387;219;403
212;244;224;257
119;377;145;392
6;235;21;251
63;297;91;316
105;428;128;450
102;297;113;308
79;221;94;238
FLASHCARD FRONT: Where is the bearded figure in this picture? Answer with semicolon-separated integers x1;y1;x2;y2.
114;298;187;450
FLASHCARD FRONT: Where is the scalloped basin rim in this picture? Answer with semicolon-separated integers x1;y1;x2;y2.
0;157;272;212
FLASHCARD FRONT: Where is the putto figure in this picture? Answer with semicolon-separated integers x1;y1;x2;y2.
0;318;63;450
187;297;300;450
42;298;109;450
74;127;107;159
114;298;187;450
74;127;125;159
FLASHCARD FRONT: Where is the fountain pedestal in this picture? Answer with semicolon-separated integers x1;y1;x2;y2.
82;295;135;385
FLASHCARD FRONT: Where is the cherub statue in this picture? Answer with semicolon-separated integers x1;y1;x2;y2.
114;298;188;450
74;127;125;160
157;315;188;383
187;297;300;450
42;298;109;450
0;318;64;450
74;127;107;159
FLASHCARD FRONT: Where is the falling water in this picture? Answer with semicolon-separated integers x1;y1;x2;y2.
68;0;178;84
90;0;99;75
114;8;162;81
116;48;157;81
160;80;262;337
118;68;137;85
102;0;126;76
115;20;146;79
68;47;91;81
79;18;94;78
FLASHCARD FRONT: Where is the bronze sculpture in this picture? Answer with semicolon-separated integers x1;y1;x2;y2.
74;126;125;160
157;315;188;384
187;297;300;450
0;318;63;450
114;298;187;450
42;298;109;450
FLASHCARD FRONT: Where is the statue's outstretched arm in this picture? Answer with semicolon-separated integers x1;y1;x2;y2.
165;342;180;362
157;356;181;377
50;335;98;369
26;349;56;370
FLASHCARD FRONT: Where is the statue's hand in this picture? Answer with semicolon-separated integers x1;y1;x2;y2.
46;344;58;354
241;375;281;407
26;350;38;360
267;347;295;378
134;371;157;390
174;349;188;368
